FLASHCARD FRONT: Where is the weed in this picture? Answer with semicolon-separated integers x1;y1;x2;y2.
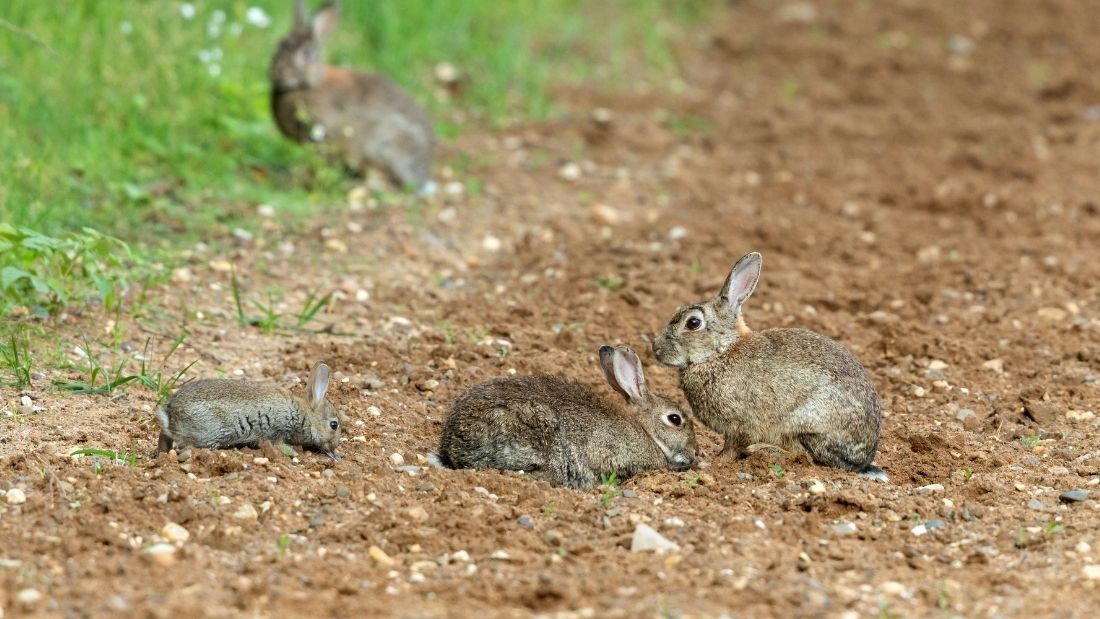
279;444;297;459
232;267;332;333
137;334;197;406
682;473;702;487
911;512;924;525
542;501;556;518
1020;435;1041;447
0;332;33;388
768;463;786;478
0;225;135;315
1015;526;1027;549
69;448;138;466
598;472;624;509
691;259;703;274
664;113;714;137
1043;521;1065;535
782;80;801;100
594;276;624;292
276;533;291;558
53;339;140;396
963;467;974;480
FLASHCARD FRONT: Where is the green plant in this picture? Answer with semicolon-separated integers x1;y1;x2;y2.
1015;526;1027;549
598;472;623;509
69;448;138;466
232;267;332;333
137;334;197;406
690;259;703;274
594;276;624;292
53;339;140;396
682;473;702;487
1020;435;1041;447
1043;521;1065;535
276;533;291;558
664;113;714;137
0;225;135;315
768;463;786;478
542;501;556;518
963;467;973;479
0;332;33;388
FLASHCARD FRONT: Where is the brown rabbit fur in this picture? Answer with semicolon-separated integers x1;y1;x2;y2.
270;0;435;190
434;346;697;490
653;252;886;481
153;362;344;460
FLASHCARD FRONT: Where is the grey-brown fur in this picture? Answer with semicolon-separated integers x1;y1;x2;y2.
653;252;886;481
270;1;435;190
153;362;344;460
434;346;697;490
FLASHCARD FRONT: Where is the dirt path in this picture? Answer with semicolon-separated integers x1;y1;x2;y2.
4;1;1100;616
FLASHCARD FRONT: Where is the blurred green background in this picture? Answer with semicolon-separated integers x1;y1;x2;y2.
0;1;712;243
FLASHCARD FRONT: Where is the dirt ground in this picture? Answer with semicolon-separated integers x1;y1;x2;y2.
4;1;1100;617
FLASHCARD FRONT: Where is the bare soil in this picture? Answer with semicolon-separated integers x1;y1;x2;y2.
4;1;1100;617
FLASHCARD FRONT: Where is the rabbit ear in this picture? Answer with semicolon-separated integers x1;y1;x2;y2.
293;0;309;29
720;252;762;312
311;1;341;41
307;362;331;407
599;346;648;403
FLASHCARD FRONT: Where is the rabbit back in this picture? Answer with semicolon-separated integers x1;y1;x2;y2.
272;69;434;188
681;328;880;467
159;380;303;449
439;375;660;488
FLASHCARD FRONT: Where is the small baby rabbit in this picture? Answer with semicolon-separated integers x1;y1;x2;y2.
653;252;887;481
152;362;344;460
270;0;435;191
433;346;697;489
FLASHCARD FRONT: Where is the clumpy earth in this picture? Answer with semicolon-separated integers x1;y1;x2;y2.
4;0;1100;616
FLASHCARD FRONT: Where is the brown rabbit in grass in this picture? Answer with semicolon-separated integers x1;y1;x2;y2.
153;362;344;461
270;0;435;192
653;252;887;481
432;346;697;490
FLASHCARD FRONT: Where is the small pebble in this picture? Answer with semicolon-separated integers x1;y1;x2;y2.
143;543;177;566
1083;565;1100;580
911;524;928;537
917;483;945;495
233;503;259;522
16;589;42;605
161;522;190;543
926;519;945;530
490;550;511;561
517;515;534;529
832;522;857;535
336;486;350;497
1060;489;1089;503
323;468;334;478
407;506;429;522
1027;498;1045;511
369;545;395;566
309;515;325;529
451;550;470;562
807;481;826;495
631;524;680;553
5;488;26;505
390;453;405;466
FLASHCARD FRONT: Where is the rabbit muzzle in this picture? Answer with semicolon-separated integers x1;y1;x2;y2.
669;453;695;471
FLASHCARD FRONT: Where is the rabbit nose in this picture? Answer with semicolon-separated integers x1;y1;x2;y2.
672;454;694;470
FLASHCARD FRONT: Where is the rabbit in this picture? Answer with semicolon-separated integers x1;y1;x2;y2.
653;252;888;482
270;0;436;192
431;346;697;490
152;361;344;461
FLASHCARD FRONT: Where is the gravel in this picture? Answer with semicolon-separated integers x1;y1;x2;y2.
631;524;680;553
1060;489;1089;503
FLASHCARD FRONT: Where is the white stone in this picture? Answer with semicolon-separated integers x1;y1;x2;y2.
233;503;259;522
5;488;26;505
17;588;42;604
451;550;470;562
389;453;404;466
630;524;680;553
1083;564;1100;580
161;522;190;543
807;481;826;495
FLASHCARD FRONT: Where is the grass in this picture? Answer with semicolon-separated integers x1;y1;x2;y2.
0;332;33;388
1020;435;1042;447
69;447;138;467
231;267;333;333
1;1;717;246
768;462;786;478
53;334;194;402
0;224;138;316
598;472;623;509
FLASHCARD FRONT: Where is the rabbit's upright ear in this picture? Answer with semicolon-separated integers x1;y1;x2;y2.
720;252;762;312
307;362;331;406
293;0;309;29
311;1;341;41
599;346;648;404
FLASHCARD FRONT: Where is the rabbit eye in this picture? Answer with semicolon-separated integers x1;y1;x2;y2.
329;420;339;431
667;414;682;427
685;316;703;331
